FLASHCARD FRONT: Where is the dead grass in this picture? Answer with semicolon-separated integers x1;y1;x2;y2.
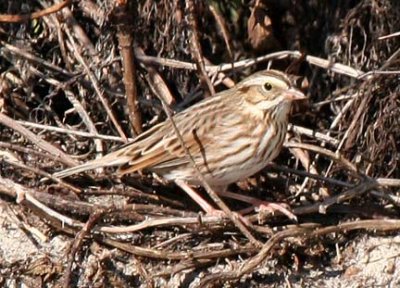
0;0;400;287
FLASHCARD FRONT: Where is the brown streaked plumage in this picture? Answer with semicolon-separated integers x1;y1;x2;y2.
54;70;306;217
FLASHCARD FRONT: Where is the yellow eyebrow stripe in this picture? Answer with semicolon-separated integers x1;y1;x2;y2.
240;75;289;89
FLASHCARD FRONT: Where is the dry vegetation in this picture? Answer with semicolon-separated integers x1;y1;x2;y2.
0;0;400;287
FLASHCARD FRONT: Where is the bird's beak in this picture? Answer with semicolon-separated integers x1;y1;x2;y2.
283;88;307;101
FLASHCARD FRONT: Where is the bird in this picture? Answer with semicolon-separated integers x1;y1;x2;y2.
53;69;306;218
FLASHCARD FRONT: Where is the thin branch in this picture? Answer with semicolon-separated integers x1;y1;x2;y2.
0;41;74;77
199;217;400;286
2;158;81;194
98;215;229;234
64;27;128;142
16;120;127;142
293;180;377;215
0;0;71;23
136;47;176;105
0;113;77;166
135;50;364;78
288;124;339;146
284;142;358;172
208;4;233;60
64;209;109;288
185;0;215;96
114;2;143;135
199;227;311;287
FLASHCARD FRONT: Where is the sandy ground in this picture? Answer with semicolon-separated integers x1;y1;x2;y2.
1;199;399;287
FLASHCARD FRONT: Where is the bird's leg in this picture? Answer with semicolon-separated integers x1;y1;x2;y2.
217;190;297;221
174;181;251;225
174;179;224;216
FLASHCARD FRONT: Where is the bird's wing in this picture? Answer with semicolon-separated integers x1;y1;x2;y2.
117;114;214;175
53;94;228;179
119;94;238;174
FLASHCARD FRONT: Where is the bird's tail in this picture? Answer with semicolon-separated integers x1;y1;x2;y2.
53;150;133;178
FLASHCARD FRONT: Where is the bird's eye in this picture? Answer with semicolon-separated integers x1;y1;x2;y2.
263;82;272;91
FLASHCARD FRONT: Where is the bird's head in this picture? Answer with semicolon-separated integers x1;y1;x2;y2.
237;70;306;115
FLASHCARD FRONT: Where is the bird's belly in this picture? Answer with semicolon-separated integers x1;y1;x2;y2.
162;146;268;186
160;164;264;187
207;159;267;186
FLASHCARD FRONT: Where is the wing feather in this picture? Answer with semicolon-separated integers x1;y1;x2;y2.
53;92;230;178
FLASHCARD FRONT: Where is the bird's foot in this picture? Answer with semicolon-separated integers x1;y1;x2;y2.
204;209;251;226
254;201;297;222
